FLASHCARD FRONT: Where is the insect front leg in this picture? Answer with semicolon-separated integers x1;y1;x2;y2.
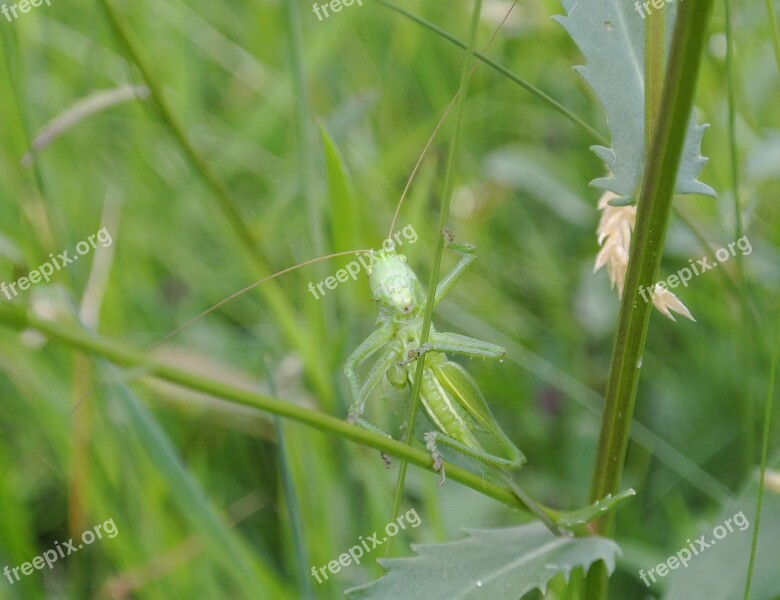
346;348;401;422
344;322;395;422
434;237;478;306
400;331;505;364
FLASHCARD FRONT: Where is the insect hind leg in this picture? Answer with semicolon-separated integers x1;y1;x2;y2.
424;432;446;485
424;429;525;484
353;416;396;468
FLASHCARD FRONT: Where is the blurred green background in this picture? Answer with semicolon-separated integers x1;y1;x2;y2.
0;0;778;598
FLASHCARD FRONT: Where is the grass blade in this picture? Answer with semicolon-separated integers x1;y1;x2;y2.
386;0;484;556
744;316;780;599
97;0;334;403
0;301;547;513
375;0;609;146
97;362;285;597
21;85;150;166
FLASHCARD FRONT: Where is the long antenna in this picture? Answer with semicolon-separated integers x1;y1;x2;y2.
69;249;369;415
149;249;370;351
73;2;520;416
386;0;519;239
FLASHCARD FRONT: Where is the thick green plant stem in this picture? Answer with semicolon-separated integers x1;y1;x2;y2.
645;2;665;155
585;0;714;597
386;0;484;556
0;302;552;516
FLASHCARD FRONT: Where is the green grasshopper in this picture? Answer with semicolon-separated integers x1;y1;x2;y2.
344;234;526;484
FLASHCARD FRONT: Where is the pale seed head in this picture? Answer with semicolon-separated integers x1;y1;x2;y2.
651;284;696;322
594;191;636;298
762;469;780;494
594;191;696;323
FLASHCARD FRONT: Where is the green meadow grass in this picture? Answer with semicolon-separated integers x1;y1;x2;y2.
0;0;778;598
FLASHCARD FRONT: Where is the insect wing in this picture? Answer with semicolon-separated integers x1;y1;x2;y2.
433;361;500;434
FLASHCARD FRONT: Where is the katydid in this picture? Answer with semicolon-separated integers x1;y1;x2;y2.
344;234;563;536
344;239;525;478
136;0;565;533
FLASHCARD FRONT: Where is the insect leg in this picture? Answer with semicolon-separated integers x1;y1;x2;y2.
400;331;505;364
424;432;446;485
425;430;524;471
434;240;477;306
352;415;395;439
344;322;395;418
352;415;397;469
346;344;401;422
434;361;526;469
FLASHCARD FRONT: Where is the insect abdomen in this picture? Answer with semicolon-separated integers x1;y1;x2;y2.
419;368;480;448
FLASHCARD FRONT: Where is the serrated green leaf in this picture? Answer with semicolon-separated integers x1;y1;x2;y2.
345;523;620;600
553;0;715;200
556;489;636;528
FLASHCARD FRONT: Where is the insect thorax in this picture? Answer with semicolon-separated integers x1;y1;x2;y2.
385;317;446;387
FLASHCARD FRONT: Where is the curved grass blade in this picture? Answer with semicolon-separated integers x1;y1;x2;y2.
375;0;609;147
21;85;150;166
387;0;484;555
744;317;780;599
96;362;286;597
96;0;334;404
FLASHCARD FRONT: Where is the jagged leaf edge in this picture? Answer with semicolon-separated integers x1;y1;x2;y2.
344;523;621;599
552;0;715;200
